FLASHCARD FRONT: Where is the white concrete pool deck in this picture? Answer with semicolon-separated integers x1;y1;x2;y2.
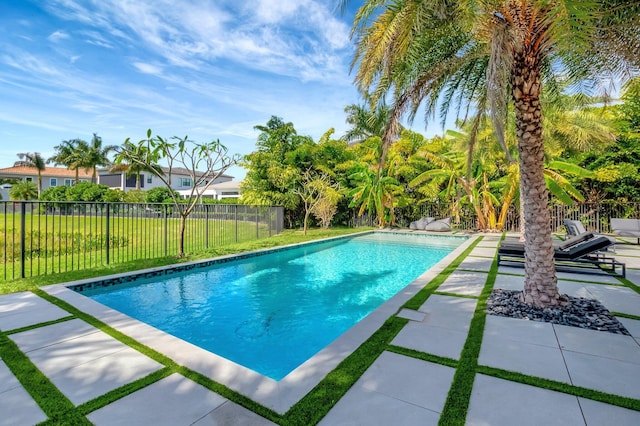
1;232;640;425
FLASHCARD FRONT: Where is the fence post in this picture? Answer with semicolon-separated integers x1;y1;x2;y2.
20;202;26;279
105;203;110;265
256;207;259;239
164;210;168;257
235;205;238;243
205;205;209;249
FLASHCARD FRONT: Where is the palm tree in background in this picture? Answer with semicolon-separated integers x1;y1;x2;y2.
48;139;89;184
84;133;117;183
14;152;46;196
342;103;402;144
344;0;639;307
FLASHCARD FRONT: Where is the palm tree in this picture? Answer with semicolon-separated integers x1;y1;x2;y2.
9;181;38;200
342;103;402;144
48;139;88;184
84;133;117;183
345;0;639;307
14;152;46;196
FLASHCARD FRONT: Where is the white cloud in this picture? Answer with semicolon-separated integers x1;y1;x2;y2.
133;62;163;76
41;0;351;83
48;30;69;42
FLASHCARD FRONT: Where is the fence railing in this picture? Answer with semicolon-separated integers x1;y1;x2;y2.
351;201;640;234
1;201;284;281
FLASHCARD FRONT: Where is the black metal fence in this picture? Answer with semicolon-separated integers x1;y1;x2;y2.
351;201;640;234
1;201;284;281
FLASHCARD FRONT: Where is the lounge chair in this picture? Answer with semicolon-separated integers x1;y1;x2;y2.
563;218;587;237
610;218;640;244
562;218;616;251
498;234;625;277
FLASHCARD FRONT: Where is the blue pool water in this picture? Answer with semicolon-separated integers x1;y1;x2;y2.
80;232;465;380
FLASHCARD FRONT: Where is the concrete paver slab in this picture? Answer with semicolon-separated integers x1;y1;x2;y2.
392;323;469;359
318;387;440;426
0;359;21;394
0;292;48;313
319;352;453;426
466;374;583;426
554;323;640;364
192;401;276;426
493;273;524;291
437;271;486;296
457;256;493;272
87;373;226;426
47;346;164;405
0;292;70;331
557;280;593;298
20;330;132;376
579;397;640;426
616;316;640;338
582;285;640;316
483;315;558;348
397;308;426;322
10;318;98;353
468;247;496;258
556;271;621;285
417;295;477;331
358;352;455;411
0;386;48;426
563;351;640;399
479;338;571;382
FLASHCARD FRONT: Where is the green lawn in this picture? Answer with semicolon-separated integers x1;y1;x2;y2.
0;211;277;281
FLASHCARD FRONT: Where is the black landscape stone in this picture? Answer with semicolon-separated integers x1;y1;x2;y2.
486;289;630;335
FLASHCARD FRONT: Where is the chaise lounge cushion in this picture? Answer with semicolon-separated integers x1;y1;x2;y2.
424;217;451;232
410;217;435;230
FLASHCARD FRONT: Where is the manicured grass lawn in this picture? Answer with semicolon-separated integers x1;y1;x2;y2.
0;211;278;282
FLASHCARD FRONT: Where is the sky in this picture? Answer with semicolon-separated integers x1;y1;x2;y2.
0;0;445;180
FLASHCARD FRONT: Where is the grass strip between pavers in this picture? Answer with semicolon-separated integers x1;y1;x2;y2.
5;315;76;336
0;331;90;425
611;311;640;321
476;365;640;411
387;345;459;369
438;238;498;426
76;367;174;416
433;291;480;300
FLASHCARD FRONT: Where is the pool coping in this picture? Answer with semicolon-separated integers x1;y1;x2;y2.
42;230;477;414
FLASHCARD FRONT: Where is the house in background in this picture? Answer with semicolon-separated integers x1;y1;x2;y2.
177;180;242;200
0;165;92;192
97;166;234;193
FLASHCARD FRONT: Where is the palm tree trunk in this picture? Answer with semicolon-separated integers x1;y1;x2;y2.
512;54;561;307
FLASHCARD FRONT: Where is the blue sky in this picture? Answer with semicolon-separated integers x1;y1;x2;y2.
0;0;443;179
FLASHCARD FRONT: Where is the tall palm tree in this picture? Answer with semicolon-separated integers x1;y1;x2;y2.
84;133;117;183
345;0;639;307
48;139;88;184
14;152;46;196
342;103;402;144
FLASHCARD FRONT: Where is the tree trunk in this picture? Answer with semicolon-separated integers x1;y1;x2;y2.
178;214;186;258
512;50;561;307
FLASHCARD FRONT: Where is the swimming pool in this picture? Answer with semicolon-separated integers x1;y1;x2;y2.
77;232;466;380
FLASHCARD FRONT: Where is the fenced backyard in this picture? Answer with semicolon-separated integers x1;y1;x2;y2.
1;201;284;281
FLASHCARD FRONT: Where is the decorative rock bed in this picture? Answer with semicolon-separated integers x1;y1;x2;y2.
486;289;630;335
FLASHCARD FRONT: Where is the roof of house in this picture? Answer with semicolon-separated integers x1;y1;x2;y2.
0;165;92;179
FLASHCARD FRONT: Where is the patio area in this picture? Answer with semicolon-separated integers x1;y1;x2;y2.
1;233;639;425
